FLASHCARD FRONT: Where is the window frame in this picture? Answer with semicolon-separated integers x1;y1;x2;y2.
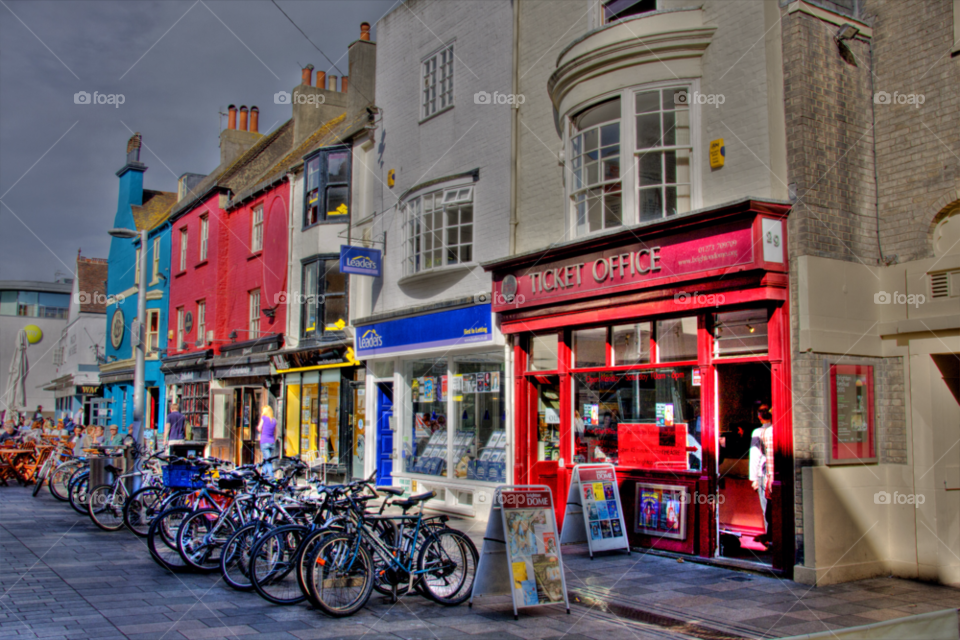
179;227;188;272
249;289;261;339
569;98;623;236
151;237;161;282
565;79;701;237
176;306;185;352
300;255;348;342
199;215;209;262
421;42;455;121
303;146;352;228
146;308;160;355
402;184;475;276
196;299;206;345
251;205;264;253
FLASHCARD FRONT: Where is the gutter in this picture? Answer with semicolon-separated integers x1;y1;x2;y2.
510;0;520;254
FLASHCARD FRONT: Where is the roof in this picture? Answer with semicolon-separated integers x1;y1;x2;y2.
0;280;73;294
76;257;109;314
132;189;178;231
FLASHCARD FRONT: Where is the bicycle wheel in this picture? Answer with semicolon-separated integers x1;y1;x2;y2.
147;506;192;573
177;509;236;573
123;486;166;536
250;525;308;605
368;520;411;598
417;529;477;606
32;457;53;497
221;521;267;591
68;474;90;515
306;533;374;617
49;462;79;501
88;484;126;531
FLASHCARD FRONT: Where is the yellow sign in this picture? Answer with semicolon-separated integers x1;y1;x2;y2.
23;325;43;344
709;139;725;169
387;169;395;188
328;203;349;216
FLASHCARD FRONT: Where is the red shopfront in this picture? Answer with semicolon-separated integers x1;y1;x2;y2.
486;200;794;575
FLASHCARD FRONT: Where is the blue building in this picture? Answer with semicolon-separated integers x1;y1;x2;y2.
99;133;177;440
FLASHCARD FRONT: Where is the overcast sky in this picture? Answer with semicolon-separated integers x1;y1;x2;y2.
0;0;396;282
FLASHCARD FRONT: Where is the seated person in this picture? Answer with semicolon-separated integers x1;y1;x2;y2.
0;422;18;445
107;425;124;446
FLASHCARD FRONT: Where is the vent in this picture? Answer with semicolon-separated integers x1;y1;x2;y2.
929;270;959;299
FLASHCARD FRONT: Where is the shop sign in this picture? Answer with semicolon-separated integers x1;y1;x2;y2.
493;221;753;311
76;385;102;397
560;464;630;556
472;485;570;618
163;370;211;384
356;303;493;357
215;364;271;378
339;245;382;277
635;483;688;540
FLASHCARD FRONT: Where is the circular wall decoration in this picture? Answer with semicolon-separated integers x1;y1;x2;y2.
110;309;125;349
502;274;518;302
23;325;43;344
185;311;193;334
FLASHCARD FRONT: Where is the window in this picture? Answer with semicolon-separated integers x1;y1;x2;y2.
713;309;768;357
422;44;454;119
1;291;69;318
570;99;622;235
635;86;691;222
403;186;474;274
199;215;209;261
301;258;347;340
176;307;184;351
146;309;160;354
604;0;657;23
179;228;188;271
196;300;206;345
573;328;607;368
529;333;559;371
612;322;651;365
304;147;351;226
249;289;261;339
151;237;161;282
656;317;698;362
134;248;141;285
251;206;263;252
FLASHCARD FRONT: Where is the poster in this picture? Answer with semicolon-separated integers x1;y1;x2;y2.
560;464;630;556
441;375;448;401
617;422;688;469
501;491;565;607
463;374;477;393
584;404;598;426
411;378;419;403
491;372;500;392
635;483;687;540
422;377;435;403
830;364;876;462
655;403;674;427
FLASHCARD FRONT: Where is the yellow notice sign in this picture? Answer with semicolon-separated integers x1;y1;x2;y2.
709;139;725;168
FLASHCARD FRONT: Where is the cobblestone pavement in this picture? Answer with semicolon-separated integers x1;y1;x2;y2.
2;487;959;639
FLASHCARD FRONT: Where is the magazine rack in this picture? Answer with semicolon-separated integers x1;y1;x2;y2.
560;463;631;558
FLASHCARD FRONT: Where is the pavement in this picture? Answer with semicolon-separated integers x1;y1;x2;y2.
0;486;957;640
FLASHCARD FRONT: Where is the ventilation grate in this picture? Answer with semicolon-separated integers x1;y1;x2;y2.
930;271;950;298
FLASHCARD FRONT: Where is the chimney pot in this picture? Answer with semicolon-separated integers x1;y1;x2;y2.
250;106;259;133
360;22;371;41
239;105;249;131
328;75;338;92
301;63;314;86
341;76;348;93
227;104;237;130
316;70;326;89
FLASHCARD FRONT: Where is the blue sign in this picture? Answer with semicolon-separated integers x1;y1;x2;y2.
356;304;493;357
340;245;382;277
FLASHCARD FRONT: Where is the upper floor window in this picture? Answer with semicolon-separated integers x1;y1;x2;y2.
422;44;454;119
151;237;161;281
0;291;69;318
403;186;474;275
176;306;185;350
199;215;209;262
604;0;657;23
146;309;160;354
304;146;351;227
196;299;206;345
636;86;691;222
301;257;347;341
179;228;188;271
571;99;622;236
251;205;264;252
249;289;261;339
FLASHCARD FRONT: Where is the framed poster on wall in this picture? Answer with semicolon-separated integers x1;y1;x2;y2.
828;364;876;464
634;483;687;540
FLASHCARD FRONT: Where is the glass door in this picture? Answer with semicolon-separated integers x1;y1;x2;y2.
210;389;234;462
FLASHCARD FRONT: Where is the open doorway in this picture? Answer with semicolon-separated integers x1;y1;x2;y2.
716;362;772;565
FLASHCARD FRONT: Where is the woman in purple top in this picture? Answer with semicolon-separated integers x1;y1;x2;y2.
257;405;278;476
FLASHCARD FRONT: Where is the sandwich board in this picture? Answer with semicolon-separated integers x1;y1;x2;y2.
560;464;630;558
470;485;570;620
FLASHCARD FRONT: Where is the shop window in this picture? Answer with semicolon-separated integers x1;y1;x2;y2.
612;322;651;365
574;367;701;470
320;371;341;465
304;146;351;227
404;358;448;477
537;382;561;462
453;356;505;483
636;87;692;222
301;257;348;341
713;309;768;357
284;383;301;457
179;382;209;442
656;317;697;362
529;333;560;371
302;381;320;460
573;328;607;368
570;98;622;236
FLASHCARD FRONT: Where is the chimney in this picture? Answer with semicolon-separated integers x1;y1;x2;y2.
341;76;348;93
249;106;259;133
227;105;237;130
328;75;338;92
126;132;142;164
347;22;376;120
301;64;313;86
360;22;371;41
239;105;248;131
220;105;261;166
316;70;326;89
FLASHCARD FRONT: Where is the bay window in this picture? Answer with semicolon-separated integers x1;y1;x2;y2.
403;186;474;275
635;86;692;221
571;99;622;235
304;146;351;227
301;256;347;341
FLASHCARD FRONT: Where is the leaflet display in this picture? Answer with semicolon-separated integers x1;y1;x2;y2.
560;464;630;557
470;485;570;619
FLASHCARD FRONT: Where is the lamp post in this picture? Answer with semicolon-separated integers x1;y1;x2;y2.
108;227;148;452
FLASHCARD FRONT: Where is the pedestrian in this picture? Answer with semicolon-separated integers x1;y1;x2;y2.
165;403;186;449
257;405;277;477
749;404;774;548
32;405;44;423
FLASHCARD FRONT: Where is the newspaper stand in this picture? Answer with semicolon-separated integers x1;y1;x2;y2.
560;464;630;558
470;484;570;620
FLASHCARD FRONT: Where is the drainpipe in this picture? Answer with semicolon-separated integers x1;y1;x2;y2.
509;0;520;254
286;172;297;349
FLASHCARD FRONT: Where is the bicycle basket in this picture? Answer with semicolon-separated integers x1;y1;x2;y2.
162;464;204;489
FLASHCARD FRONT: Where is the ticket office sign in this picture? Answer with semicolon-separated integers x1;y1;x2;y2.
561;464;630;556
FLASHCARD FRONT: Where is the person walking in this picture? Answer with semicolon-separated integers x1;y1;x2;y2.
165;403;186;449
257;405;277;477
749;404;775;547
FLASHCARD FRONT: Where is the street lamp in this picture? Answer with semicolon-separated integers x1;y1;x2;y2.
108;227;148;453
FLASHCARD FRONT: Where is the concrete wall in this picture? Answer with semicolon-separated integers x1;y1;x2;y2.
0;314;68;415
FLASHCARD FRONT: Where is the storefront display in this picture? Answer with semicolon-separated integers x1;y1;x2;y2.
635;483;687;540
829;364;875;464
178;382;210;442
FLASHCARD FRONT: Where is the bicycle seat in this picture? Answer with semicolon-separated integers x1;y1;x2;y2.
104;464;122;475
391;491;435;511
376;486;404;496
